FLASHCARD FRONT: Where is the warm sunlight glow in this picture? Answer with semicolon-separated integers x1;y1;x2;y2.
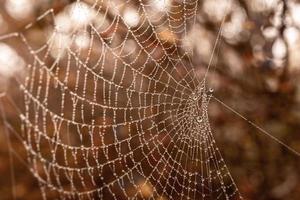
0;43;24;77
5;0;34;20
203;0;232;22
69;2;95;27
272;38;287;59
152;0;171;11
123;8;140;27
75;32;90;49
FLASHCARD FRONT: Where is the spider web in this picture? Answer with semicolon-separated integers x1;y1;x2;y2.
0;0;243;199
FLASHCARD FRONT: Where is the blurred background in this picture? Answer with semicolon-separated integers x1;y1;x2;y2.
0;0;300;199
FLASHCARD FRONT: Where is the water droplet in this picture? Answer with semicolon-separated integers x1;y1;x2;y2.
196;117;203;123
208;88;214;93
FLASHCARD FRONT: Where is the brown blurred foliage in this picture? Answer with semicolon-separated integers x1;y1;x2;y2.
0;0;300;199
